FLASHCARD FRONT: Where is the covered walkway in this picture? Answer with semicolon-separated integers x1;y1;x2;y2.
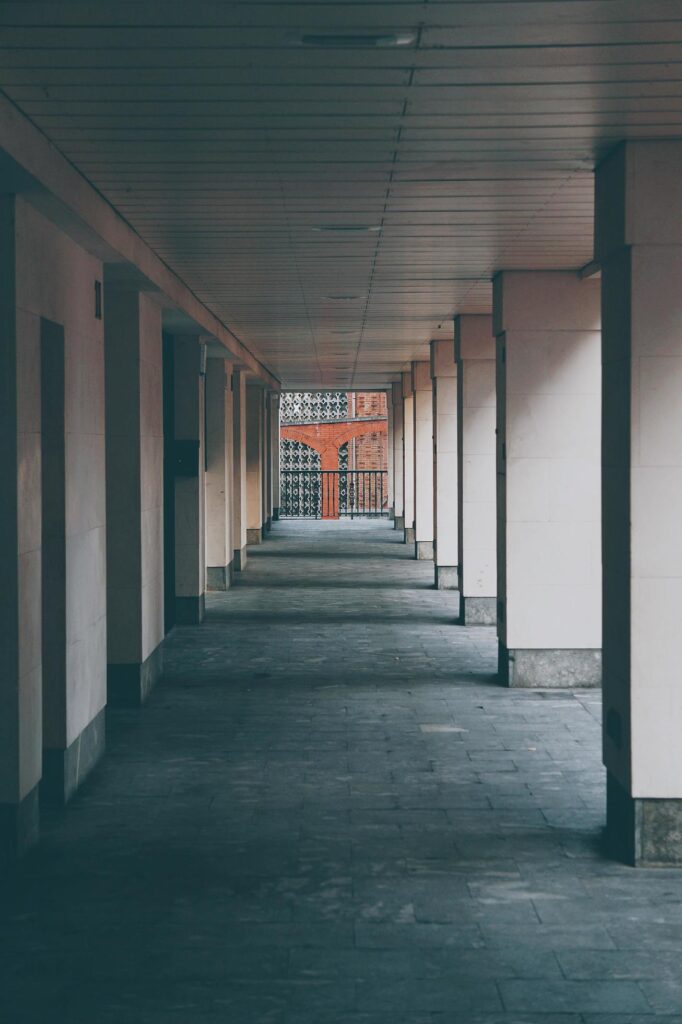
2;522;679;1022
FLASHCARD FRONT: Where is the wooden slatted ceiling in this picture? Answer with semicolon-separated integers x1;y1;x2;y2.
1;2;681;387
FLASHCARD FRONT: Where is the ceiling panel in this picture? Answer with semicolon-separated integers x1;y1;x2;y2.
1;1;681;387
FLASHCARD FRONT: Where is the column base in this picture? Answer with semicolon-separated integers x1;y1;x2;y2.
273;507;280;521
107;644;164;706
41;708;106;804
207;562;234;591
415;540;434;561
265;516;272;533
175;594;205;625
234;546;248;571
460;596;496;626
247;527;263;545
404;526;415;545
499;645;602;688
435;565;459;590
394;515;405;531
607;771;682;866
389;507;395;521
0;784;39;864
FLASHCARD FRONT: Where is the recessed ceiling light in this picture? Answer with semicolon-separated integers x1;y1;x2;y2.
299;31;416;49
313;224;381;233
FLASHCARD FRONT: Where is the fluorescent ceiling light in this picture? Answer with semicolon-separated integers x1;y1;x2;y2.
313;224;381;233
299;31;416;48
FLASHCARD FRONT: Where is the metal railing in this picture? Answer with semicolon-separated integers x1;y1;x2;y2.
280;470;389;519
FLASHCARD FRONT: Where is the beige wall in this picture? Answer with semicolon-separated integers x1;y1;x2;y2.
246;385;264;534
456;316;496;601
232;369;248;556
431;340;458;569
205;358;234;574
494;272;602;651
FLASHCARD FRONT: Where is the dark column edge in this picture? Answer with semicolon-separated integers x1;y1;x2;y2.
107;643;165;706
41;707;106;805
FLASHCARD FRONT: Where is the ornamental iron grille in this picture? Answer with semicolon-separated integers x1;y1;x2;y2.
280;391;348;424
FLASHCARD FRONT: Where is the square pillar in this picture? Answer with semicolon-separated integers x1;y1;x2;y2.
402;372;415;545
105;287;165;706
246;383;264;545
493;272;602;688
173;336;206;624
412;361;434;560
205;357;234;590
271;393;280;521
430;340;458;589
232;368;248;570
597;140;682;864
455;315;496;625
392;382;404;531
386;397;395;520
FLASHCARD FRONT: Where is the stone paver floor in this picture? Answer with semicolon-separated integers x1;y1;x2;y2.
2;519;682;1023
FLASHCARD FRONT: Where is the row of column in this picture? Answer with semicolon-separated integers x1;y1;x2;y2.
388;140;682;866
1;190;280;862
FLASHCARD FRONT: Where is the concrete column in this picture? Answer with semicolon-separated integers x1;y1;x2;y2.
232;368;248;570
455;315;496;625
392;382;404;531
263;392;273;532
412;361;434;560
1;198;107;846
386;398;395;520
246;384;264;545
173;336;205;624
494;272;602;689
402;372;415;545
596;140;682;865
271;393;280;520
205;357;234;590
430;340;458;589
105;287;165;706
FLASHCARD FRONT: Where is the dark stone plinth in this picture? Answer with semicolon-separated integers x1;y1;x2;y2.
175;594;205;625
247;527;263;545
41;708;106;804
272;507;280;521
234;545;248;571
389;507;395;521
415;540;434;561
107;644;164;706
394;515;405;531
607;771;682;866
435;565;458;590
499;645;602;688
460;595;496;626
207;562;234;591
0;784;39;864
404;526;415;545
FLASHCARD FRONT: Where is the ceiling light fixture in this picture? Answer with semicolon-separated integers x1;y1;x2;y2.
299;31;417;49
313;224;381;233
322;294;364;301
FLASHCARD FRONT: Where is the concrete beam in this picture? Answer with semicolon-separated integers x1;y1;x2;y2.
0;91;279;391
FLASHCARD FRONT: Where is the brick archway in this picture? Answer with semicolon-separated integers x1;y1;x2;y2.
280;419;387;518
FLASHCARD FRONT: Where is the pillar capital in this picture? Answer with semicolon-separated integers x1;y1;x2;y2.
596;140;682;263
411;360;431;392
455;315;494;361
430;339;456;379
493;271;601;336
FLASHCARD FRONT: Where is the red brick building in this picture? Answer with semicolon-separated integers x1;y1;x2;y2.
280;392;388;518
